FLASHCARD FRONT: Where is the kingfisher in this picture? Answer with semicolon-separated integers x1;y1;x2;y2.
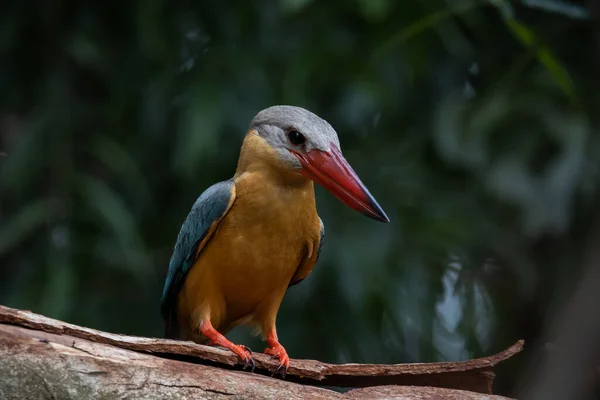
160;105;389;376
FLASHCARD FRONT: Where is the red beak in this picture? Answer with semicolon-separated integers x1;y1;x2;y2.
291;144;390;223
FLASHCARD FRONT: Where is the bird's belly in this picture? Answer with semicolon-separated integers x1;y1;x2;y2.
218;241;300;318
182;224;305;330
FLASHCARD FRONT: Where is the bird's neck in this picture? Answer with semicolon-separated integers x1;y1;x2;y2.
232;131;317;219
234;130;310;189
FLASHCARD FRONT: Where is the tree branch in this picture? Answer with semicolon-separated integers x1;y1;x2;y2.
0;305;521;399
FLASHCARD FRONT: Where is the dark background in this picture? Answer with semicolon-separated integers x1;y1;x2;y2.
1;1;599;398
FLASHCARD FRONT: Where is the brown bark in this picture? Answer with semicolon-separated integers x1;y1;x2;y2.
0;305;521;399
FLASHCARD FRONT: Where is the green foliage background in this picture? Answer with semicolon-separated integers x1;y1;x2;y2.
1;1;598;396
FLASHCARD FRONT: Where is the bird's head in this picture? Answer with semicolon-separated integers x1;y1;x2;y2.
249;105;389;223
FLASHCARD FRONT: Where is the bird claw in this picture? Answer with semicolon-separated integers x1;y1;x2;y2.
264;344;290;378
242;354;256;373
230;344;255;373
238;344;256;372
272;362;288;378
241;345;253;354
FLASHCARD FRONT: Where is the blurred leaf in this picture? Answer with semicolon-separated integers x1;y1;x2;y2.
356;0;392;21
78;174;151;278
489;0;515;19
280;0;315;14
67;35;105;71
522;0;591;20
173;82;222;177
504;18;577;101
373;0;478;58
0;116;45;191
40;261;74;320
0;198;58;257
91;134;154;210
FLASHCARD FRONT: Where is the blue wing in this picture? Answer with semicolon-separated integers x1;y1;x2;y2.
160;179;236;338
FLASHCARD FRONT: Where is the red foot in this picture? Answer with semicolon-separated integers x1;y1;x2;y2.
200;320;255;371
264;330;290;377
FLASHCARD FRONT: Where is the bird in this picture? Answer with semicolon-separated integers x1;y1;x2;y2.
160;105;389;376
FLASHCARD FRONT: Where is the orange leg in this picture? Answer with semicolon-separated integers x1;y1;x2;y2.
264;329;290;377
200;319;255;371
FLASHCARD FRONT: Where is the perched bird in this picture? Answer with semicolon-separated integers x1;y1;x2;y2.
160;105;389;376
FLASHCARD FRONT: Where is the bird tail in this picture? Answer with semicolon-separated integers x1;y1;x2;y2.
161;303;182;340
161;304;211;344
164;321;180;339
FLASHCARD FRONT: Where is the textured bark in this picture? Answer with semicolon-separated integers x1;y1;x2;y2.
0;305;521;399
346;386;512;399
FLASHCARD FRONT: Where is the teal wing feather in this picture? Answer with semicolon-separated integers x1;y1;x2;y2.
288;217;325;288
160;179;235;339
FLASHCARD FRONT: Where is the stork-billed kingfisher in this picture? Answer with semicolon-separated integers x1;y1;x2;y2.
160;105;389;376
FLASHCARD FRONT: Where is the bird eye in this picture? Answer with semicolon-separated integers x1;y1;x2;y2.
288;130;306;146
